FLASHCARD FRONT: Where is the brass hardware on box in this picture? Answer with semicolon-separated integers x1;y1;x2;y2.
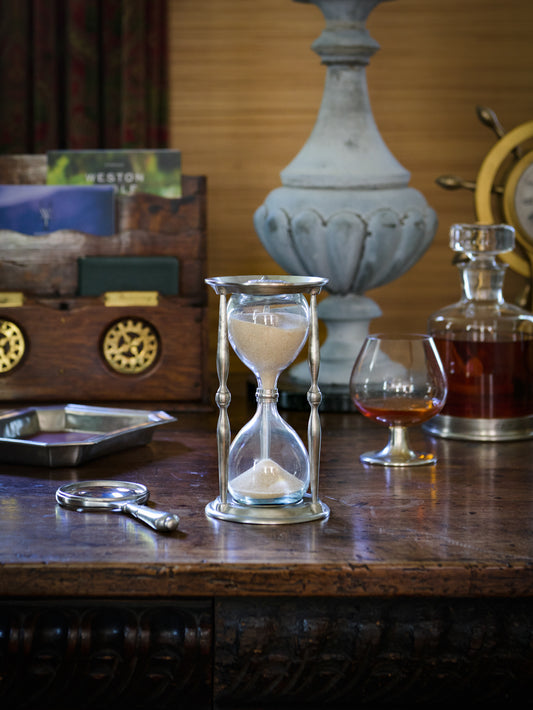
0;319;26;373
102;318;160;375
0;293;25;307
104;291;160;308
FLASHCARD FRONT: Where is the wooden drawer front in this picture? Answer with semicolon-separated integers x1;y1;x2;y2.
0;299;207;402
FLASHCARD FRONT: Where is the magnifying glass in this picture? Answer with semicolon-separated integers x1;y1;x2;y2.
56;480;180;532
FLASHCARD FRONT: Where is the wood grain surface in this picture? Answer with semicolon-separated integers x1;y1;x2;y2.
168;0;533;370
0;377;531;599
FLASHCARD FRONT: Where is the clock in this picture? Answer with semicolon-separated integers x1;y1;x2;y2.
509;157;533;242
437;108;533;306
475;118;533;279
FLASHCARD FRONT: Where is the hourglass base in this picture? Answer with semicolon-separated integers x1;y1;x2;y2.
205;494;330;525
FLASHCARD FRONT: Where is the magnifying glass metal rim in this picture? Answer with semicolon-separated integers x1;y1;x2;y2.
56;480;149;510
56;479;179;532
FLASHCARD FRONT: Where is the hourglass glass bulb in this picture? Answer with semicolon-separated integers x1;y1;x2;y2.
228;292;309;390
226;289;311;505
228;395;310;505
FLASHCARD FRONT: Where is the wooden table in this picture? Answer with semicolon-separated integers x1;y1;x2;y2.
1;380;532;708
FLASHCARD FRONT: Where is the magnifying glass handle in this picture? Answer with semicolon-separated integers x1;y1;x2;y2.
123;502;180;532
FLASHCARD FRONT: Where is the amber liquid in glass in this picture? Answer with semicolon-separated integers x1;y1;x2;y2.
355;396;443;427
434;336;533;418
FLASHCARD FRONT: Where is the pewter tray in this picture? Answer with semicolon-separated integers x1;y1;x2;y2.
0;404;176;467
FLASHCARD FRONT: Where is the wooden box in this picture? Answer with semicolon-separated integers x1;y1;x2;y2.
0;155;208;406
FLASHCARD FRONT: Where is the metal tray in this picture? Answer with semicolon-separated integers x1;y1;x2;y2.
0;404;176;467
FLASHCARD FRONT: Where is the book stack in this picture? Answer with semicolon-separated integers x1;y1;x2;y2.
0;149;181;237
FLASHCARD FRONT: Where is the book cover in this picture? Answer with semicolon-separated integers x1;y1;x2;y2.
0;185;115;236
46;149;182;198
78;256;179;296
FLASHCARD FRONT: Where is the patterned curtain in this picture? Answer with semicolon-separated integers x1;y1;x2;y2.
0;0;168;153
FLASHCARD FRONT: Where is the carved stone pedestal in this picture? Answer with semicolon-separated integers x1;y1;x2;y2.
254;0;437;402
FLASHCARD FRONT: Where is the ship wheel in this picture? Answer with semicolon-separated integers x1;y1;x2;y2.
102;317;160;374
437;106;533;305
0;319;26;373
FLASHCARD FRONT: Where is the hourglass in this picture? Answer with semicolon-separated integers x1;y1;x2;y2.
205;275;329;524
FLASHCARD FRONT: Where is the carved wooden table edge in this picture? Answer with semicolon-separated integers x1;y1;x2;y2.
1;561;532;599
1;592;532;708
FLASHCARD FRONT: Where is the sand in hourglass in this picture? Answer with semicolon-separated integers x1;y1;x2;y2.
228;310;308;390
230;458;304;500
228;310;308;501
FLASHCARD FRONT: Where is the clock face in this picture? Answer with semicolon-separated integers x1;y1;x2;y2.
511;157;533;244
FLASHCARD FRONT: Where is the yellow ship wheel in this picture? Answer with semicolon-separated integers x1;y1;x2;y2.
0;320;26;373
102;318;160;375
475;119;533;279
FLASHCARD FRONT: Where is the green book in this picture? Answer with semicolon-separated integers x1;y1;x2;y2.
47;149;182;198
78;256;179;296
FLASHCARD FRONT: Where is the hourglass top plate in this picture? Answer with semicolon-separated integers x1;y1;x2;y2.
205;275;328;296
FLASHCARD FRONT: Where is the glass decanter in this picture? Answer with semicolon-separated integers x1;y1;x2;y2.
426;223;533;440
227;289;310;505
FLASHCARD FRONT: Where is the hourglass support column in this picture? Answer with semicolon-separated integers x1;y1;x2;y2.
307;290;322;509
215;291;231;507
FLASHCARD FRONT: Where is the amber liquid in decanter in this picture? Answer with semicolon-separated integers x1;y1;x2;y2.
432;337;533;419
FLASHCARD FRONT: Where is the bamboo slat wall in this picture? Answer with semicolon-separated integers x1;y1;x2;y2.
168;0;533;371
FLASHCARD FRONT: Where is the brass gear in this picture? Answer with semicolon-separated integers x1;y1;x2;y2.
0;320;25;373
102;318;160;374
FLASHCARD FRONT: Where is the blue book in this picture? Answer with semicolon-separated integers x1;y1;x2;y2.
0;185;115;236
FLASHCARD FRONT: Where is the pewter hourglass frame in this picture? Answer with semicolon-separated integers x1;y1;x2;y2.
205;275;330;524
